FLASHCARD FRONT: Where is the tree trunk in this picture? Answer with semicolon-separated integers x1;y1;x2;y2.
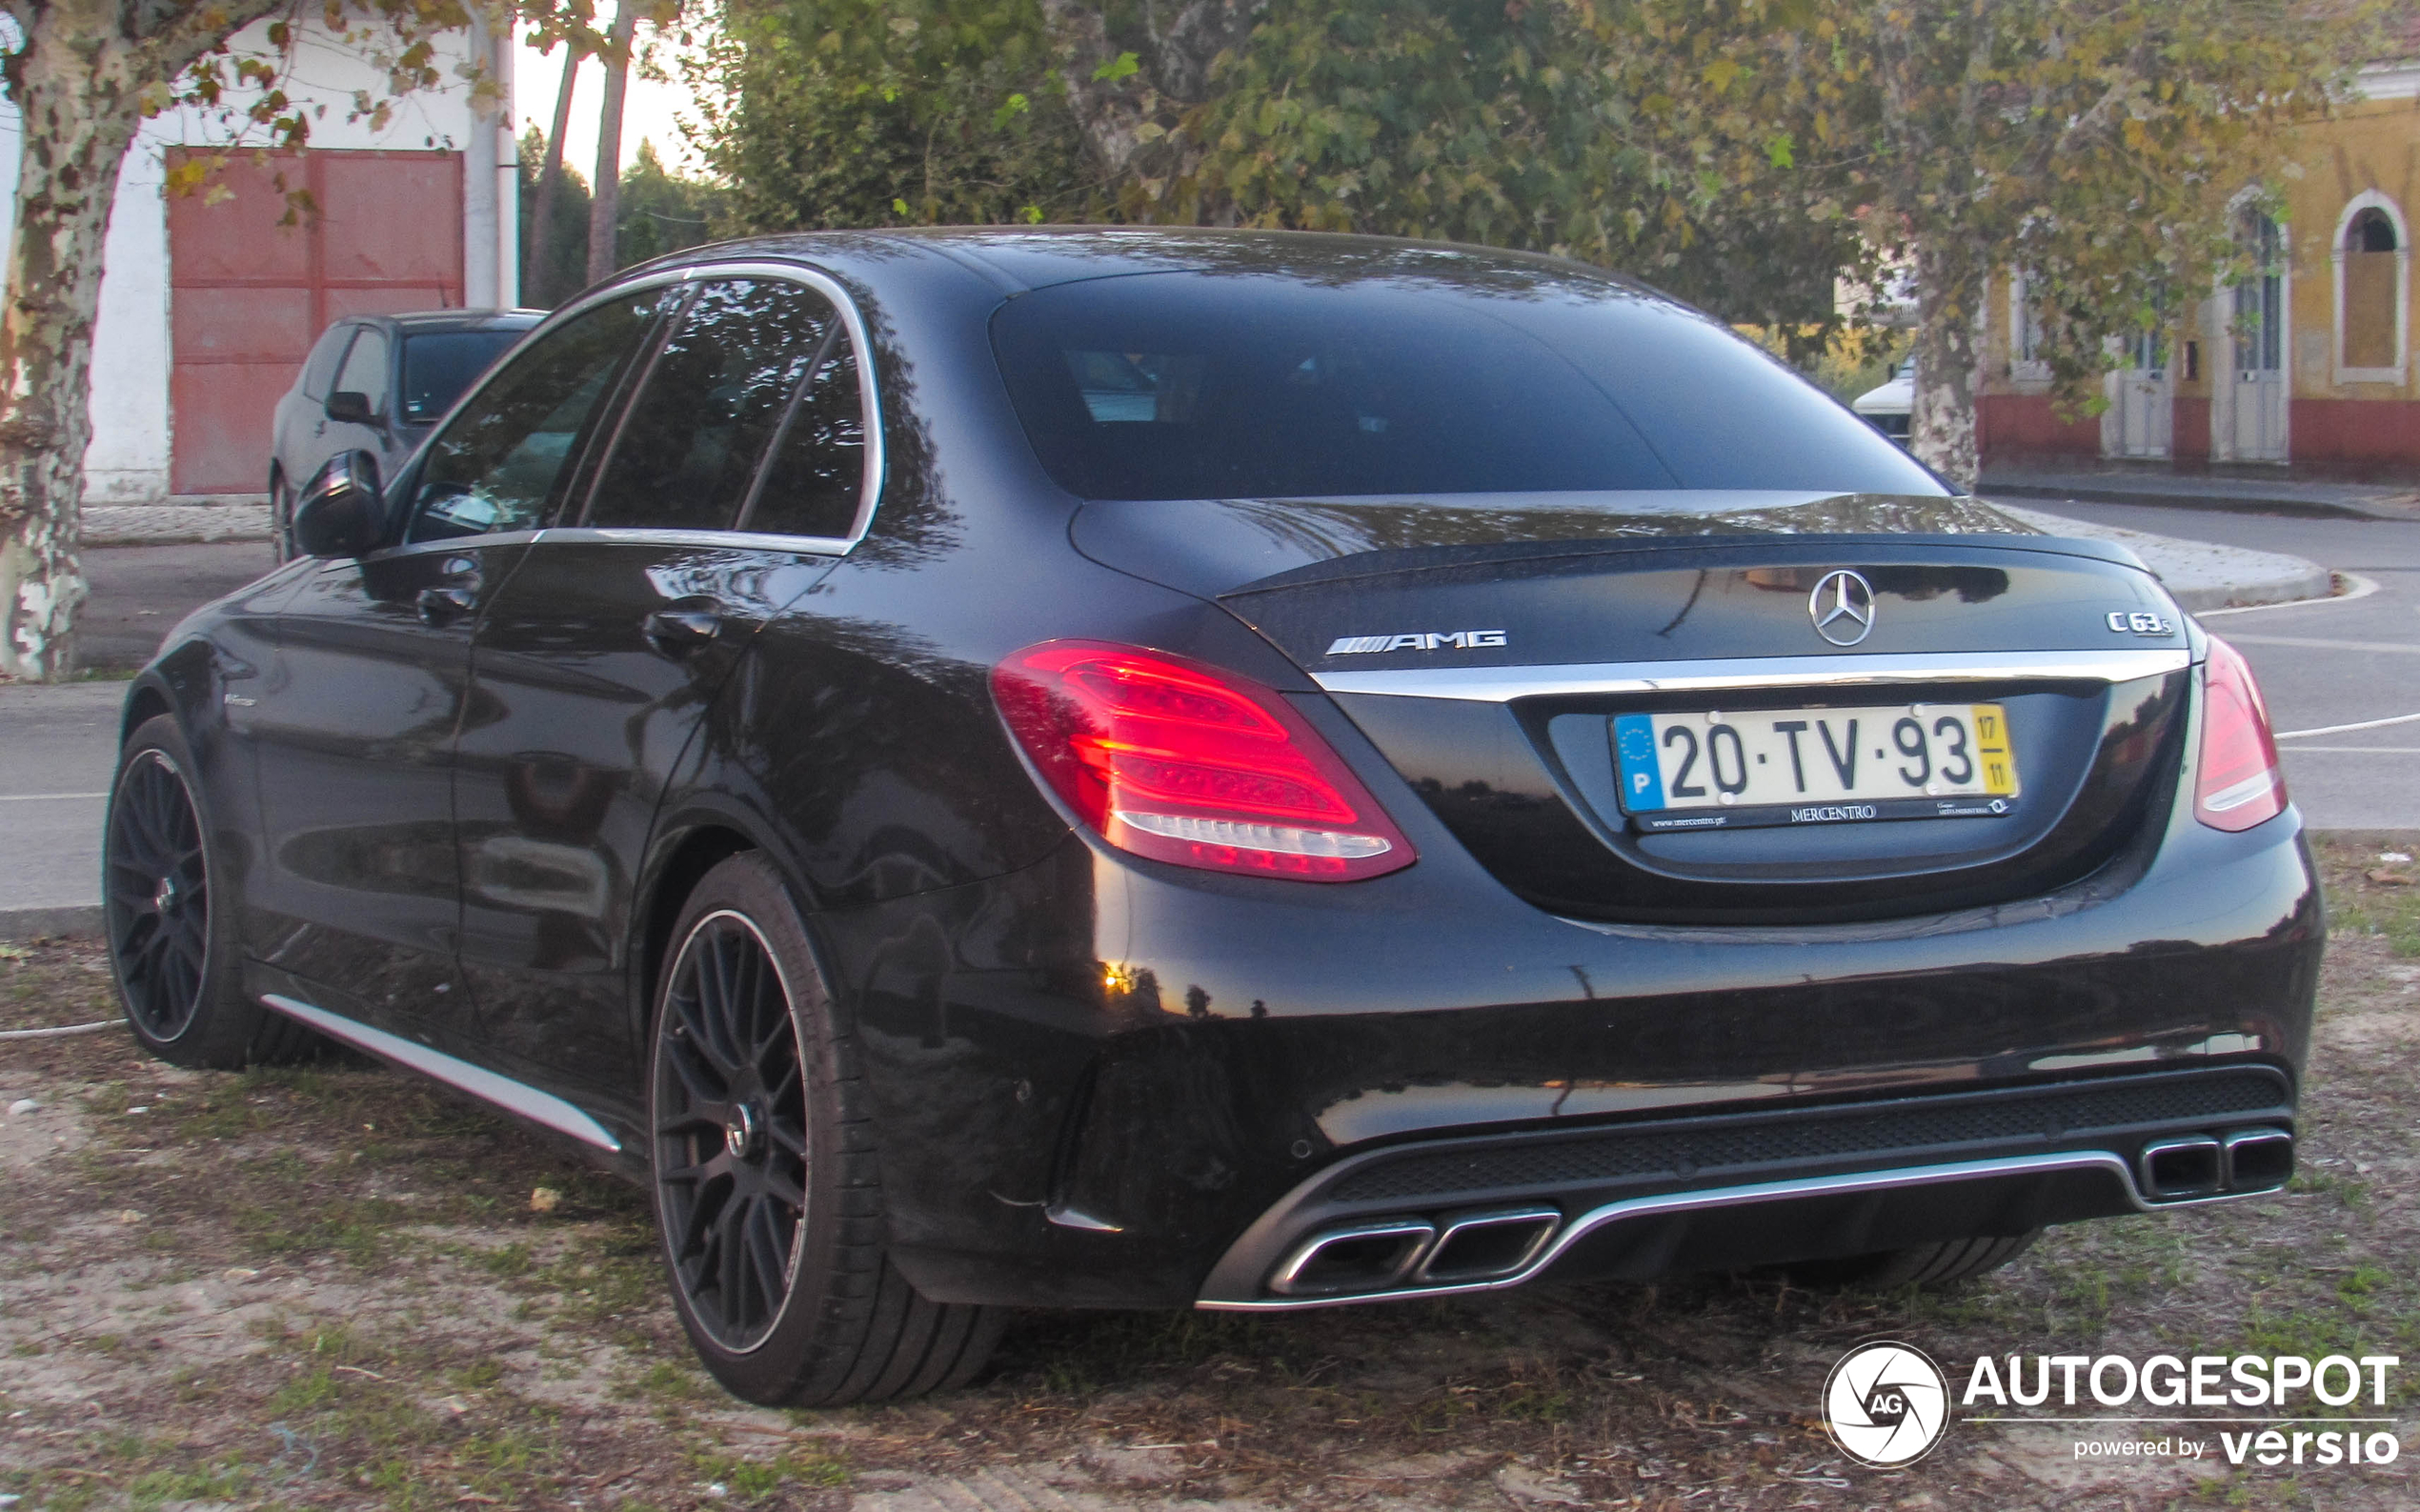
1908;243;1986;491
526;47;582;307
0;20;145;680
586;6;639;286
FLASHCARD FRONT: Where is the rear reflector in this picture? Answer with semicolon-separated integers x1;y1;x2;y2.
2194;636;2287;833
993;640;1415;880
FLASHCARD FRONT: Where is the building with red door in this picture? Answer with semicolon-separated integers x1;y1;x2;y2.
1977;32;2420;475
0;16;520;503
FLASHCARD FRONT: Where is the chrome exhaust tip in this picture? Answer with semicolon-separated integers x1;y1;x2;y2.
2223;1127;2294;1193
2139;1135;2225;1200
1267;1219;1436;1298
1414;1206;1562;1284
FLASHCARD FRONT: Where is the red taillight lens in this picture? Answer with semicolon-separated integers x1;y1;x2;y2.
992;640;1415;881
2194;636;2288;832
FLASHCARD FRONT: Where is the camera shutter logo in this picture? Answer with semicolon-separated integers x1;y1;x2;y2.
1822;1341;1950;1468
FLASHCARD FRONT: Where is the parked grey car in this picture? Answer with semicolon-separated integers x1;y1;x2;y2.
268;310;543;557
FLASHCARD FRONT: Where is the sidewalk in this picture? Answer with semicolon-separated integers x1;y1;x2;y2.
1979;465;2420;523
84;501;272;545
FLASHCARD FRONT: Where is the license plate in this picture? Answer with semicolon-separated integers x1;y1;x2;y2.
1612;704;2019;832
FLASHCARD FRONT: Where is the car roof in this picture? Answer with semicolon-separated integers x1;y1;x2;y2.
614;226;1659;303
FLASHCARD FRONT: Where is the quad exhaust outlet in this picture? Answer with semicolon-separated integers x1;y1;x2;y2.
1268;1207;1563;1298
2138;1126;2294;1201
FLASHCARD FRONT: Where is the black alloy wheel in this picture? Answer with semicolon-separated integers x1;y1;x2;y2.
654;910;811;1353
648;853;1002;1405
106;744;211;1041
106;715;317;1069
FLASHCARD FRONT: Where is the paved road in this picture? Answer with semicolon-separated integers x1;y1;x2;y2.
2;544;276;925
2044;501;2420;832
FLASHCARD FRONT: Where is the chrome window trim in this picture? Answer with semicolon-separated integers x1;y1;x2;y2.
260;993;622;1152
1312;647;2193;702
539;525;855;557
1198;1149;2208;1312
428;259;888;555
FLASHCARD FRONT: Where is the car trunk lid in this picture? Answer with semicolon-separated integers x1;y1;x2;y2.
1073;493;2193;923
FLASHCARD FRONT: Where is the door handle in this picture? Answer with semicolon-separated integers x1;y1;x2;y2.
644;605;724;652
416;586;477;625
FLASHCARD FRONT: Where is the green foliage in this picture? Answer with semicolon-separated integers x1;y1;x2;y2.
1184;0;1854;336
519;123;593;305
615;139;729;267
1661;0;2370;479
686;0;1099;232
520;129;728;303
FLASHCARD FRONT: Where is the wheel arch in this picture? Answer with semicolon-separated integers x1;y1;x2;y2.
119;677;178;747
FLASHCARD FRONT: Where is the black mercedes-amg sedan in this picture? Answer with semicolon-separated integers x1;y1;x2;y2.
106;229;2318;1407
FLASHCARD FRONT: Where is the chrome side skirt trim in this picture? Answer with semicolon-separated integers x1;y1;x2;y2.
1313;648;2192;702
1196;1150;2199;1312
260;994;622;1153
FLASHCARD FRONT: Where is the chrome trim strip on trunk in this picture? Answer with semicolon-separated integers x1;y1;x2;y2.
1312;647;2193;702
259;994;622;1153
1196;1149;2209;1312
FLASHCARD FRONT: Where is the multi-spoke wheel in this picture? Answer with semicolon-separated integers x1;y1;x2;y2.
107;715;316;1068
655;911;812;1352
107;744;212;1041
648;853;1003;1405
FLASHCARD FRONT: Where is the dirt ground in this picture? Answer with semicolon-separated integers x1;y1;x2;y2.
4;835;2417;1512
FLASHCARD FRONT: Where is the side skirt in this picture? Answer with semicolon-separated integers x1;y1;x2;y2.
260;993;623;1154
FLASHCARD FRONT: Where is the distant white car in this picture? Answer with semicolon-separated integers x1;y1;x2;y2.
1852;358;1912;442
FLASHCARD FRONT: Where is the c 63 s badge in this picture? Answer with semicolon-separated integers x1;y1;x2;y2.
1325;630;1507;655
2107;610;2175;635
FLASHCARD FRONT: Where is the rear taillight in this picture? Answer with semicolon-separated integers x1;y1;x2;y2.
992;640;1415;880
2194;636;2287;832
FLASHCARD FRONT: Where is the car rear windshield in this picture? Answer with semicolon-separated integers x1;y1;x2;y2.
991;271;1946;501
402;331;526;424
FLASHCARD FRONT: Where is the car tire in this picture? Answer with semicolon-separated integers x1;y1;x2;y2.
648;852;1004;1405
1785;1230;2041;1291
105;715;319;1069
269;470;294;563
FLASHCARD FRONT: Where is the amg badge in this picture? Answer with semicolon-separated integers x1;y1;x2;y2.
1325;630;1508;655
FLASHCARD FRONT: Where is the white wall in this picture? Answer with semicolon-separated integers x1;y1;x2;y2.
0;16;514;503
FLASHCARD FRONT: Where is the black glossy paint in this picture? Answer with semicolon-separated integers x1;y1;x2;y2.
128;228;2321;1314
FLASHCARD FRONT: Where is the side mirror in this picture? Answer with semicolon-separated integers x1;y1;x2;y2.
325;390;378;426
292;452;384;558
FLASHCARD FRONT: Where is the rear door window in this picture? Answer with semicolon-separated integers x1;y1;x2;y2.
744;338;867;541
584;278;839;533
405;292;663;543
332;328;391;414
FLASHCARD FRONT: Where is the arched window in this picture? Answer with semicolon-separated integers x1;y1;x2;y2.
2335;193;2410;380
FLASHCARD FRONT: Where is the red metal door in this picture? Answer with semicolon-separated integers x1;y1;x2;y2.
167;149;463;494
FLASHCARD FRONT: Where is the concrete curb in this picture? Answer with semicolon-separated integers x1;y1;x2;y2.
0;904;103;940
1981;477;2415;524
1988;502;2334;613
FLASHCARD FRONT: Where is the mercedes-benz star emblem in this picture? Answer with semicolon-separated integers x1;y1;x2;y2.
1822;1341;1951;1468
1809;569;1877;646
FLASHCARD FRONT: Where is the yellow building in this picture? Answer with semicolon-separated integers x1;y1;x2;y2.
1979;47;2418;473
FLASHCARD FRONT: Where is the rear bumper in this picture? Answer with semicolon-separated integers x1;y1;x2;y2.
1195;1063;2292;1307
813;788;2321;1310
